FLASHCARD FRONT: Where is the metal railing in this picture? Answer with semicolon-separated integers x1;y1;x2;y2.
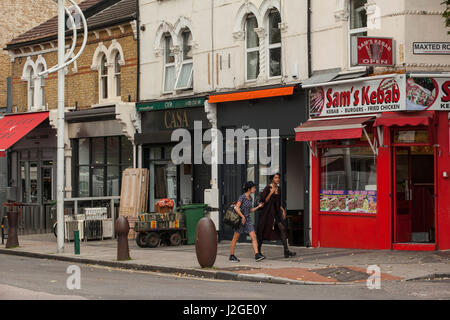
64;196;121;236
0;204;54;236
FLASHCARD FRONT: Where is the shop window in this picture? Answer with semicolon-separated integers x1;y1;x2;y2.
267;9;281;78
175;30;194;90
245;14;260;81
163;35;176;93
74;136;133;197
114;52;121;97
100;54;108;99
349;0;367;67
393;129;429;145
19;160;39;203
320;144;377;213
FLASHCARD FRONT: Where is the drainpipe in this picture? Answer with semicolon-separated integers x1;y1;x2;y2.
307;0;312;78
211;0;215;91
135;0;141;168
6;78;12;114
304;0;312;247
136;0;140;102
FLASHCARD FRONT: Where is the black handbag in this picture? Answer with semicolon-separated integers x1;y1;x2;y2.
223;202;242;229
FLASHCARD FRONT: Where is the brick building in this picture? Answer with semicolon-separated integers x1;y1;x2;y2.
0;0;85;111
1;0;138;233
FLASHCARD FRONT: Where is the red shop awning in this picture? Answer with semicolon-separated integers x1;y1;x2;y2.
0;111;49;157
295;116;375;142
374;111;435;127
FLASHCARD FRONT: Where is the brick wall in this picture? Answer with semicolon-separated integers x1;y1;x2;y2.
0;0;84;108
9;25;137;112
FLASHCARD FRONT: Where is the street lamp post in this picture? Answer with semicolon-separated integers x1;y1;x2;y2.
38;0;88;253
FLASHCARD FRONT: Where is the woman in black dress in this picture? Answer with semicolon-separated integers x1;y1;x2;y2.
257;173;296;258
229;181;265;262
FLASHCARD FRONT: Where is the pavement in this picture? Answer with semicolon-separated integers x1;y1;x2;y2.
1;233;449;286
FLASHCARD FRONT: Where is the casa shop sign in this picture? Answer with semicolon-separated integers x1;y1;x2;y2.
357;37;394;66
309;75;406;117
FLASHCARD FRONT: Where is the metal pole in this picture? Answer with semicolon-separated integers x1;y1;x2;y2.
56;0;66;253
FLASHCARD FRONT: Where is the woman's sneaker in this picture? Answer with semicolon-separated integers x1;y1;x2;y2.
255;253;265;262
229;255;240;262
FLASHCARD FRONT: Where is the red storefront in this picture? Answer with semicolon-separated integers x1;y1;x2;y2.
296;73;450;251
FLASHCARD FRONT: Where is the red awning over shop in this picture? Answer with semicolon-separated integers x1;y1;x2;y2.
295;116;374;142
0;111;49;157
374;111;435;127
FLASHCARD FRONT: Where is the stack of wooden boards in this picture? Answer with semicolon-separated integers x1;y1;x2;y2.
119;168;149;239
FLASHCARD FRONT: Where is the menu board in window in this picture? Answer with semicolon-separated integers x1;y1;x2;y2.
320;190;377;214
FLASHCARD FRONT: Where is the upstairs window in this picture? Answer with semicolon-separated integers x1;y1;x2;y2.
36;64;46;107
163;35;176;93
349;0;367;67
114;52;121;97
28;68;35;109
267;9;281;78
245;14;259;81
175;29;194;90
100;54;108;99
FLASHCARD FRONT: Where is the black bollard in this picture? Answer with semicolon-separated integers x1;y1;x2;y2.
5;204;19;248
195;217;217;268
116;216;130;261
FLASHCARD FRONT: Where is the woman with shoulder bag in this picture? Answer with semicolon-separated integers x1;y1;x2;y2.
257;173;296;258
229;181;265;262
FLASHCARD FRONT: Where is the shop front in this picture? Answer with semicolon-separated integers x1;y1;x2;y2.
135;96;211;210
296;73;450;250
61;106;135;200
208;85;310;245
0;111;56;234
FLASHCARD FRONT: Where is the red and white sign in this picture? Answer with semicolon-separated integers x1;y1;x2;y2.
357;37;394;66
309;75;406;117
406;77;450;111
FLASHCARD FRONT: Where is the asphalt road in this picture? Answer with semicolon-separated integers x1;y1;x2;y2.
0;254;449;300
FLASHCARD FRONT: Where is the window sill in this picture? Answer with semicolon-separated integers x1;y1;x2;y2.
29;106;46;112
93;98;122;108
341;66;367;73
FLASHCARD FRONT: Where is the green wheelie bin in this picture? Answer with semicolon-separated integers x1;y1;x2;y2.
180;204;207;245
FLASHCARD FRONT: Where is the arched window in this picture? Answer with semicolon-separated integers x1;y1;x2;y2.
36;64;46;107
175;29;193;90
163;34;176;93
114;52;121;97
28;68;35;109
100;54;108;99
267;9;281;78
245;14;259;81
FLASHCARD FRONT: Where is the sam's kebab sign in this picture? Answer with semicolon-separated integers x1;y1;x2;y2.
309;75;450;118
309;75;405;117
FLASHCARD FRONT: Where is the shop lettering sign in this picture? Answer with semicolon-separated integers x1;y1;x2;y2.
164;110;189;129
136;97;205;112
357;37;394;66
413;42;450;55
309;75;406;117
406;76;450;111
320;190;377;214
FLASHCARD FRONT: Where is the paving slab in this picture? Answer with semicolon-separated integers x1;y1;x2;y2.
0;234;449;285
